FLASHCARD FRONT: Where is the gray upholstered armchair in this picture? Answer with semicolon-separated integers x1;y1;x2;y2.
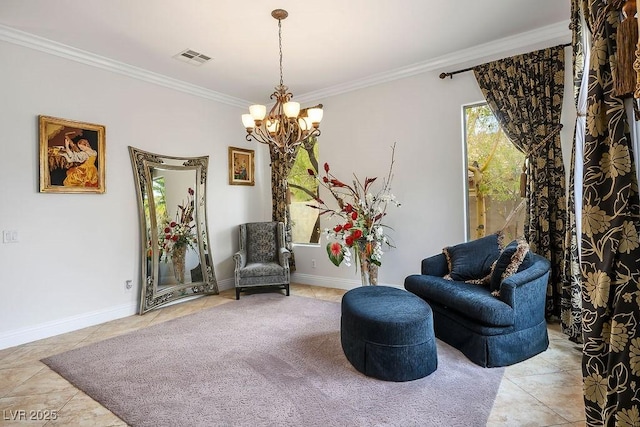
233;221;291;300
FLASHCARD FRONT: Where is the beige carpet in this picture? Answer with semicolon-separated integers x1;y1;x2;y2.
43;293;504;426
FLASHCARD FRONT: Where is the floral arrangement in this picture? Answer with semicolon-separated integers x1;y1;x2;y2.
307;144;400;269
160;187;197;262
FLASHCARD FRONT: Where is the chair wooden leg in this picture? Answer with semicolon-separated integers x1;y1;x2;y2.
285;284;290;296
235;288;240;300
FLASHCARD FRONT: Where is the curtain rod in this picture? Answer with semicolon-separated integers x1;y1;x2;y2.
439;42;571;79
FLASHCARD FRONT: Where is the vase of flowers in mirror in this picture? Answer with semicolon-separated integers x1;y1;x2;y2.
160;188;197;284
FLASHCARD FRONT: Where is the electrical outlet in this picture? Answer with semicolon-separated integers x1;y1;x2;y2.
124;280;133;292
2;230;18;243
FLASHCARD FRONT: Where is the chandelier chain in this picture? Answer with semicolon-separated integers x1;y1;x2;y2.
278;18;284;88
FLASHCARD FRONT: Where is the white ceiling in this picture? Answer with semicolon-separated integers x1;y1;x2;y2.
0;1;571;105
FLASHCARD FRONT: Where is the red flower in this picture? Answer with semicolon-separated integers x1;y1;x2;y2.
164;227;171;233
343;223;353;231
171;235;179;241
351;211;358;220
323;176;329;183
324;162;330;172
352;229;363;239
170;221;177;227
329;242;342;257
330;179;345;187
188;187;194;195
345;235;354;246
333;224;343;232
344;204;353;213
307;169;315;176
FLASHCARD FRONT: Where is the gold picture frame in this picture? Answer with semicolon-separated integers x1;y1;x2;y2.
229;146;255;186
39;115;106;193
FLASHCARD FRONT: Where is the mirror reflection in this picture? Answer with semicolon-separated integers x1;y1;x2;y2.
130;146;218;314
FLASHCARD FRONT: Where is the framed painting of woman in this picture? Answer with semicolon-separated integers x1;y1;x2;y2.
39;115;106;194
228;146;254;186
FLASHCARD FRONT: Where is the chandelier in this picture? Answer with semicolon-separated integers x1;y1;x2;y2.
241;9;323;155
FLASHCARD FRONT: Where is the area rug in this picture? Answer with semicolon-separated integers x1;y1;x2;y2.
43;293;504;427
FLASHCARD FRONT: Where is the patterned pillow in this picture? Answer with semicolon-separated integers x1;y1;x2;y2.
489;238;533;293
443;231;504;282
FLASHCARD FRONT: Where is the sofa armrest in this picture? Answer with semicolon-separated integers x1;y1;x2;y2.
498;255;551;328
421;253;448;277
233;250;246;270
279;247;291;268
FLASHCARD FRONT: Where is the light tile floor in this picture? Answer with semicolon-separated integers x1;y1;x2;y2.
0;284;584;426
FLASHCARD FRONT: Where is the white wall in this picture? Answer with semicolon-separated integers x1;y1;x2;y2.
292;71;482;288
0;40;272;348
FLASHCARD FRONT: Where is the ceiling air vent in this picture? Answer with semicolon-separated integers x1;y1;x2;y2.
173;49;212;66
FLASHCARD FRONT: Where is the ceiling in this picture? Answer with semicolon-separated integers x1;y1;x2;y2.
0;1;571;105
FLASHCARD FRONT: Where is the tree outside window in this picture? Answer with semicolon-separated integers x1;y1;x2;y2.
465;104;525;241
288;137;320;244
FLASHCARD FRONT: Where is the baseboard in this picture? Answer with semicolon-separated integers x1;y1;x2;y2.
0;302;137;350
0;277;237;350
217;277;234;291
291;273;399;290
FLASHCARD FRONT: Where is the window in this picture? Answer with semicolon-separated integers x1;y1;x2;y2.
464;103;525;241
151;175;167;220
288;138;320;244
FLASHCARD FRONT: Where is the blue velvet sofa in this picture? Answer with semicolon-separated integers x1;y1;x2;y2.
404;234;551;367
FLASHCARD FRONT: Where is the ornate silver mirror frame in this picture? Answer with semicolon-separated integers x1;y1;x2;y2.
129;146;218;314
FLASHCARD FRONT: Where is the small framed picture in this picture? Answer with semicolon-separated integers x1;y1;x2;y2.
39;115;106;193
229;146;255;186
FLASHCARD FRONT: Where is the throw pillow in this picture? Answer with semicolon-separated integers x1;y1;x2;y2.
489;238;533;293
443;231;504;282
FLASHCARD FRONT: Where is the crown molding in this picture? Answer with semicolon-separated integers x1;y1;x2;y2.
0;23;250;109
294;20;571;103
0;20;570;107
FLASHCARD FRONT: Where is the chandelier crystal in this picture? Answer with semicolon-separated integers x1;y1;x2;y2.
242;9;323;155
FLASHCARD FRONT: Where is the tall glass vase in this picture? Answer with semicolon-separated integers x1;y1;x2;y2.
356;241;379;286
171;245;187;284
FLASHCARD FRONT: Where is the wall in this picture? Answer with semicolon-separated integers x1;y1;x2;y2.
0;40;272;348
291;71;480;288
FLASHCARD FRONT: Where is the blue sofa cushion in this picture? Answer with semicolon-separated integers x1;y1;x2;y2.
490;238;534;292
404;275;515;327
443;232;503;282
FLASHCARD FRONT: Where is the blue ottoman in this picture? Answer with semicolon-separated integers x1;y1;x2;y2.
340;286;437;382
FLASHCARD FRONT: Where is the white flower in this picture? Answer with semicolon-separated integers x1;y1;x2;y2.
343;247;352;267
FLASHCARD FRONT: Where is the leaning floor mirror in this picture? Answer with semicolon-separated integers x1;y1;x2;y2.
129;146;218;314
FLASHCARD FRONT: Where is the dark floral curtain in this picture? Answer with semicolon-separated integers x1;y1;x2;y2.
578;0;640;425
562;0;588;343
269;138;317;271
473;46;567;319
270;146;297;270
